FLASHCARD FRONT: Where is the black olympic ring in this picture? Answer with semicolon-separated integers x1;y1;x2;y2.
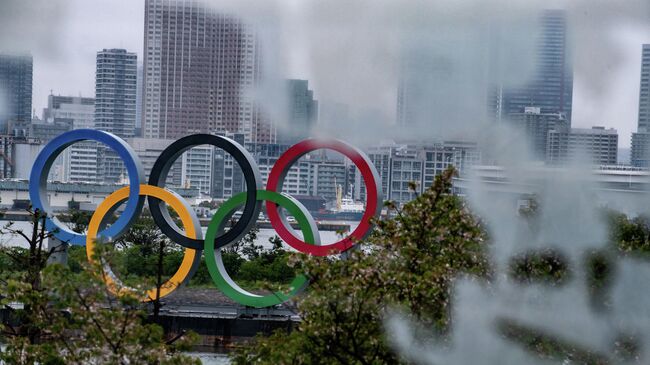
147;134;263;250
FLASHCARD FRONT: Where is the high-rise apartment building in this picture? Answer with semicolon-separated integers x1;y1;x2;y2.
95;48;137;183
495;9;573;122
142;0;268;142
0;53;32;131
631;45;650;167
636;44;650;133
42;95;97;182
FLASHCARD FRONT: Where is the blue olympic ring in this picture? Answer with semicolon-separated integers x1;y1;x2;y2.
28;129;145;245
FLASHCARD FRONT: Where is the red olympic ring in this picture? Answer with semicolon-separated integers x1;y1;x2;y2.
266;139;382;256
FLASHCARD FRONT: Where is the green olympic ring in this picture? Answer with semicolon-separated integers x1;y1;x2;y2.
204;190;318;308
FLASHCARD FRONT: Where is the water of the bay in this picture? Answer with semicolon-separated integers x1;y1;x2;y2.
0;220;359;250
189;352;230;364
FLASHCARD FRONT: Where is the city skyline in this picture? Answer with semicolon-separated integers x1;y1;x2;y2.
7;0;648;148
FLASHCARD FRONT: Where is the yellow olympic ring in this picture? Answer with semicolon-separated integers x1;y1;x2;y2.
86;184;200;301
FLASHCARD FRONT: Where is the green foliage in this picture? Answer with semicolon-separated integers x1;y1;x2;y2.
63;215;298;291
64;208;92;234
0;259;200;364
237;236;296;288
497;319;610;364
605;210;650;255
231;167;491;364
67;245;87;273
0;246;30;277
0;213;200;365
508;249;570;286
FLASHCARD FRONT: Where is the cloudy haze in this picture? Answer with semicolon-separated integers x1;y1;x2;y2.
1;0;648;147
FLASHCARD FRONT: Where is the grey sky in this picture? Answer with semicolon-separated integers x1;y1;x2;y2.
2;0;648;147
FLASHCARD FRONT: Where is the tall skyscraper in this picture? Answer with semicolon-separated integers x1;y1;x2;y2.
278;79;318;144
42;95;97;182
0;53;32;131
95;48;137;183
142;0;268;142
637;45;650;133
497;10;573;121
631;44;650;167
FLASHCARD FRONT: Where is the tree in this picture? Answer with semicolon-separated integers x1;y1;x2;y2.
0;210;201;365
113;214;176;321
231;167;491;364
0;208;61;345
1;248;200;365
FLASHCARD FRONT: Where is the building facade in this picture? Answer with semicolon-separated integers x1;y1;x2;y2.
277;79;318;144
0;53;32;130
42;95;97;182
547;126;618;165
95;49;138;183
363;141;481;205
507;106;567;160
0;54;32;177
496;9;573;121
142;0;269;143
631;44;650;167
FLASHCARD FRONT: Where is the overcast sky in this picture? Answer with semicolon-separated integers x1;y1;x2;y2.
1;0;648;147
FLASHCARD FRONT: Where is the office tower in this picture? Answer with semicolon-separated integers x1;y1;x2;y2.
278;79;318;144
547;126;618;165
0;53;32;177
507;106;567;160
639;45;650;133
135;65;143;137
0;53;32;131
495;9;573;122
142;0;268;142
95;48;137;183
42;95;97;182
631;45;650;167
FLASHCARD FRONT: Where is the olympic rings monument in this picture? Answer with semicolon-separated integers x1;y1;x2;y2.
29;129;382;308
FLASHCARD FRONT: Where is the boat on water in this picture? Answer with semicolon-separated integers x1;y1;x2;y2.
317;183;365;221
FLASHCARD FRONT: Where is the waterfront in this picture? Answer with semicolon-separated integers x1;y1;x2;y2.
0;220;360;251
0;218;358;364
189;352;230;365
